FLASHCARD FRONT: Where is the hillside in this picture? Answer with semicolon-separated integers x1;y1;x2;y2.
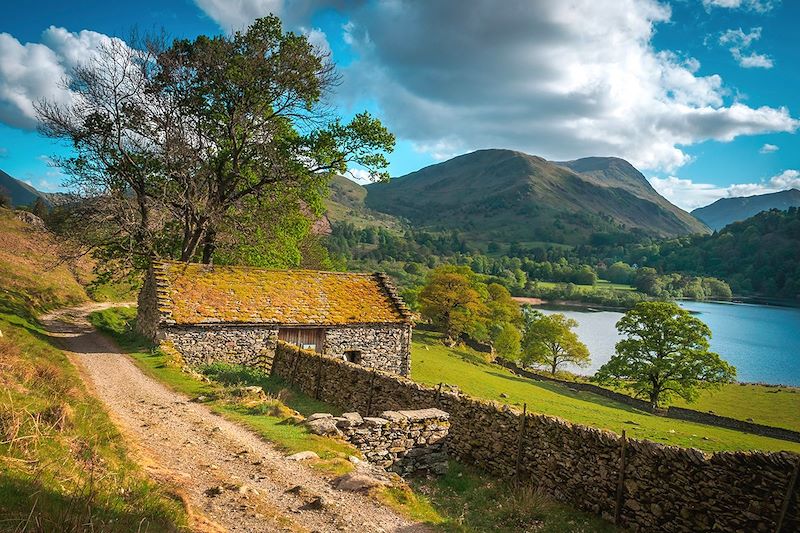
692;189;800;230
0;169;44;207
641;207;800;299
324;174;403;230
364;149;708;246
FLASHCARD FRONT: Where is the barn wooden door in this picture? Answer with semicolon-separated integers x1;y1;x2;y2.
278;328;325;353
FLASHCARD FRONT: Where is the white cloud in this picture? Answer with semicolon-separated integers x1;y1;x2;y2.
650;169;800;210
719;28;774;69
193;0;284;32
759;143;779;153
0;26;120;130
336;1;796;171
345;167;373;184
702;0;778;13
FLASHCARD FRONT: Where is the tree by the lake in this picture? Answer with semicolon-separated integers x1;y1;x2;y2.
492;321;522;359
36;17;393;273
521;311;590;374
595;301;736;408
418;266;488;345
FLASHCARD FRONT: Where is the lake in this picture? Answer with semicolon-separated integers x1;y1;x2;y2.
537;301;800;386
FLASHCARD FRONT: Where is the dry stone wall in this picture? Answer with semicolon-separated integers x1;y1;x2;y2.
315;409;449;475
272;341;800;533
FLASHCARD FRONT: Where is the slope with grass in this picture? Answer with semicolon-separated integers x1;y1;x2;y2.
411;331;800;453
365;149;708;246
0;208;187;531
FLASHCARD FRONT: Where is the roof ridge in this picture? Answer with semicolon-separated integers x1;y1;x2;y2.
154;259;375;277
374;272;413;322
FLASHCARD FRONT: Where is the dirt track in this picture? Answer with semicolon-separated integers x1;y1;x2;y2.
42;304;429;533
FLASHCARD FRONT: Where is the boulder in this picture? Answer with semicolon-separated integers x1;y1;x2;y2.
305;417;342;436
333;472;388;492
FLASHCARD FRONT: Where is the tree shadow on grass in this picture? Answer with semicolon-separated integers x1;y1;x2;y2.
484;370;647;416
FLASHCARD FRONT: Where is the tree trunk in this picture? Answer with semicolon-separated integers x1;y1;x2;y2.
551;360;558;375
201;227;216;264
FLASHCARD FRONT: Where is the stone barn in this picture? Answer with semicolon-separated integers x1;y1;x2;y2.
136;261;413;376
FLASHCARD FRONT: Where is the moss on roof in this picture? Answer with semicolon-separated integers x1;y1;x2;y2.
153;261;410;326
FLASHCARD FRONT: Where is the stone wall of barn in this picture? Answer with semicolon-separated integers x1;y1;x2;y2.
324;323;411;376
164;326;279;370
160;323;411;376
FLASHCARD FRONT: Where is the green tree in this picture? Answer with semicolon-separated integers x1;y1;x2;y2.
521;312;590;374
37;17;393;272
418;266;488;345
595;302;736;408
492;322;521;360
31;197;48;220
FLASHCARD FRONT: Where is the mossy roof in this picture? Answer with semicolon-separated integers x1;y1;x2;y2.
153;261;411;326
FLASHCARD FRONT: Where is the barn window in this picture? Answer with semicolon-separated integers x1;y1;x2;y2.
344;350;362;364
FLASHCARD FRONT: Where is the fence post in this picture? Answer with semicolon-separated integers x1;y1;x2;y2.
614;430;628;526
435;382;443;407
365;369;377;416
775;458;800;533
514;403;528;487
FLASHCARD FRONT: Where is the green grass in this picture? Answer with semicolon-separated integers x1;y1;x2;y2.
670;383;800;432
0;313;187;532
411;331;800;453
536;280;635;292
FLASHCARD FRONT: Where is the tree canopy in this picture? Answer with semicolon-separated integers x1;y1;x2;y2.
37;17;394;274
520;311;590;374
595;301;736;408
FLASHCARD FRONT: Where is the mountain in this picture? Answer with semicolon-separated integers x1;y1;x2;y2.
364;149;708;246
0;169;44;207
691;189;800;231
325;175;402;230
642;207;800;300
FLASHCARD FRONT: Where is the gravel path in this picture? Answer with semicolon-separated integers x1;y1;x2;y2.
42;303;430;533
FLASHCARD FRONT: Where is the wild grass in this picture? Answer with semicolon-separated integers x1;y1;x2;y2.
0;208;188;531
411;330;800;453
0;316;187;532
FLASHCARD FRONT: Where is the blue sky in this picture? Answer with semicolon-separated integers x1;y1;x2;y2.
0;0;797;210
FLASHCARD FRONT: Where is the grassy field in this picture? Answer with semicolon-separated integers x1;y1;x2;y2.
670;383;800;432
411;331;800;453
536;280;636;292
0;210;187;531
92;306;616;532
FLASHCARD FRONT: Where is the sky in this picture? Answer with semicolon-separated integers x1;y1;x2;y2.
0;0;798;211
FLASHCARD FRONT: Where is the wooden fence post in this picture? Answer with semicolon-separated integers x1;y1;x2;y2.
775;458;800;533
614;430;628;526
435;382;443;407
514;403;528;487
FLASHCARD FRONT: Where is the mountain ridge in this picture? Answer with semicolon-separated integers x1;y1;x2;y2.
692;189;800;231
361;149;708;245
